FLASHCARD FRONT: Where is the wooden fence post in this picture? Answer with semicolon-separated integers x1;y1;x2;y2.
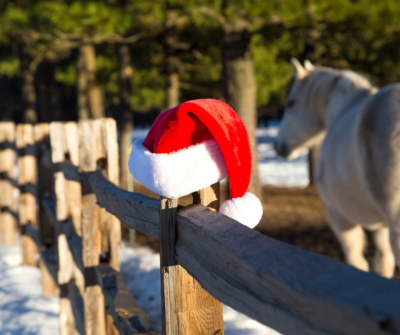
100;119;120;271
0;122;17;245
16;124;38;266
160;182;224;335
35;123;58;297
50;122;85;335
79;119;107;335
79;118;120;335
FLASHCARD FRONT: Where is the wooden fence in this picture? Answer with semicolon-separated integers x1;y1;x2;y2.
1;119;400;335
0;120;158;335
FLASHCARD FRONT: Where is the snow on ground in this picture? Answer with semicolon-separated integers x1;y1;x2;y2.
0;240;281;335
0;125;303;334
257;126;309;188
0;236;59;335
119;242;281;335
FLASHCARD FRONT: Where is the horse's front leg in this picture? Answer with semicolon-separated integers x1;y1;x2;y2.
326;207;369;272
372;224;395;278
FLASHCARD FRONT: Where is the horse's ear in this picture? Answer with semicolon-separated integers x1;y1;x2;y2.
304;59;315;71
290;58;307;79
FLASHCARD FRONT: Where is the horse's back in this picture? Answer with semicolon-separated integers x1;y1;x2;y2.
317;100;383;224
358;84;400;224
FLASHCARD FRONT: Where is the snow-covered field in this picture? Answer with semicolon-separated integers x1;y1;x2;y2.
0;237;59;335
0;125;307;335
0;240;281;335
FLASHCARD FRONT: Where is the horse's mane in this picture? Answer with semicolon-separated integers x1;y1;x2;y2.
304;66;374;115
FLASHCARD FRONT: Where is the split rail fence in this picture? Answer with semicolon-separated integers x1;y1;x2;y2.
1;119;400;335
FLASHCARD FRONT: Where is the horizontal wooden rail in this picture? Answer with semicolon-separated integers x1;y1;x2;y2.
99;264;161;334
90;170;400;335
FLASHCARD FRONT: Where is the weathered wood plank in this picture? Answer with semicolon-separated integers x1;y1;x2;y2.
50;121;84;335
186;184;224;334
159;197;178;335
79;119;107;335
40;257;58;297
98;264;161;334
42;196;58;228
176;205;400;335
89;171;159;239
41;248;59;284
34;124;58;297
101;118;120;271
0;122;17;245
192;183;220;212
161;184;224;335
16;124;38;266
91;173;400;335
60;281;85;335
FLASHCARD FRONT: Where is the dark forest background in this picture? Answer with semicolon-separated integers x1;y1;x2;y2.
1;0;400;197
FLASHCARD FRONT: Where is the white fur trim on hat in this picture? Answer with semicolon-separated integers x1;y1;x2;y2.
129;138;228;198
220;192;263;228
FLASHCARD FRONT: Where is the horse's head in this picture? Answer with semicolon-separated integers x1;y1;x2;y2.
274;59;374;160
274;58;326;159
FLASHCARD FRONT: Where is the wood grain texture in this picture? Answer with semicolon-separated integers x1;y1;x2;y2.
0;121;17;244
161;185;223;335
34;124;58;297
163;265;224;335
102;118;120;271
99;264;161;334
89;171;160;239
78;120;97;172
60;297;81;335
78;119;107;335
50;123;82;230
49;122;66;163
176;205;400;335
85;285;106;335
60;281;85;335
192;183;220;212
160;197;178;335
41;248;59;284
40;258;58;297
92;174;400;335
35;125;53;247
160;198;178;268
189;183;224;334
50;121;84;335
16;124;37;266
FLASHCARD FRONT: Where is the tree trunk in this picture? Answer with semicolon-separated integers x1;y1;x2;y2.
36;62;49;123
117;43;133;190
221;27;263;200
164;8;180;110
166;72;179;109
18;41;37;123
81;44;104;119
77;46;90;120
36;61;61;123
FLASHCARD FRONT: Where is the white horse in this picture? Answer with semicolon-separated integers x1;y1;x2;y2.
274;58;400;278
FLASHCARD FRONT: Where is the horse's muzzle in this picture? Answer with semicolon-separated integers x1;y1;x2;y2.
273;140;290;159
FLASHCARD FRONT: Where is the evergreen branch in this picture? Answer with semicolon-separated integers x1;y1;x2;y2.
197;7;227;28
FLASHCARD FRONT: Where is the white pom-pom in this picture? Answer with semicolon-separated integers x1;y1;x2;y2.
219;192;263;228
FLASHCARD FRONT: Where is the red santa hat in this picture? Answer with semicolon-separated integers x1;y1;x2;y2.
129;99;263;228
